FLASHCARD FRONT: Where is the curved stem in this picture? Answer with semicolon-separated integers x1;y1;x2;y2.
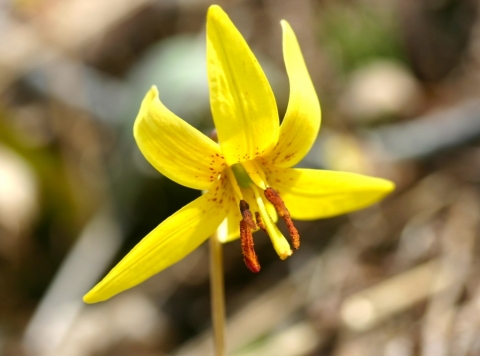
210;232;226;356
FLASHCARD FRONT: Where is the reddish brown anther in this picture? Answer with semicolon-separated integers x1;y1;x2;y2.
255;212;267;233
284;218;300;249
264;187;300;249
240;219;261;273
264;187;289;217
240;200;256;229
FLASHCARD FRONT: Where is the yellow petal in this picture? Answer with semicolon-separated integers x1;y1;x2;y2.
224;201;242;242
207;5;279;166
263;21;321;167
134;86;226;190
265;167;394;220
83;178;231;303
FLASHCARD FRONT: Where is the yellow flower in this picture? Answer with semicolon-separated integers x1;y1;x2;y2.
83;5;394;304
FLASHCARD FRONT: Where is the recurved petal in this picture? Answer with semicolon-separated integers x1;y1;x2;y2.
83;177;231;303
265;167;394;220
263;21;321;167
207;5;279;166
134;86;225;190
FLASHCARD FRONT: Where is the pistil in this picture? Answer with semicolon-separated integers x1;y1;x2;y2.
252;185;292;259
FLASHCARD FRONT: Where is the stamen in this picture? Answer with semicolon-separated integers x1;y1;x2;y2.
255;212;267;233
284;218;300;250
240;219;261;273
264;187;288;216
240;200;256;230
264;187;300;249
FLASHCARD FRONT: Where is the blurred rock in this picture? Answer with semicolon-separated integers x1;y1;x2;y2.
128;34;209;126
53;293;163;356
320;130;373;175
340;61;422;123
0;144;38;236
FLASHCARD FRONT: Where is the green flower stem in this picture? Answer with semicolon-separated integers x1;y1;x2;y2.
210;231;226;356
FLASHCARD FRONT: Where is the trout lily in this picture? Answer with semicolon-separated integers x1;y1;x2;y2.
84;5;394;303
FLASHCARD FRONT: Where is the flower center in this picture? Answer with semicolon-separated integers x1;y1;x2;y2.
227;162;300;272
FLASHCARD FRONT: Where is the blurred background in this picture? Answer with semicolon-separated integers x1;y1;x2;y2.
1;0;480;355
